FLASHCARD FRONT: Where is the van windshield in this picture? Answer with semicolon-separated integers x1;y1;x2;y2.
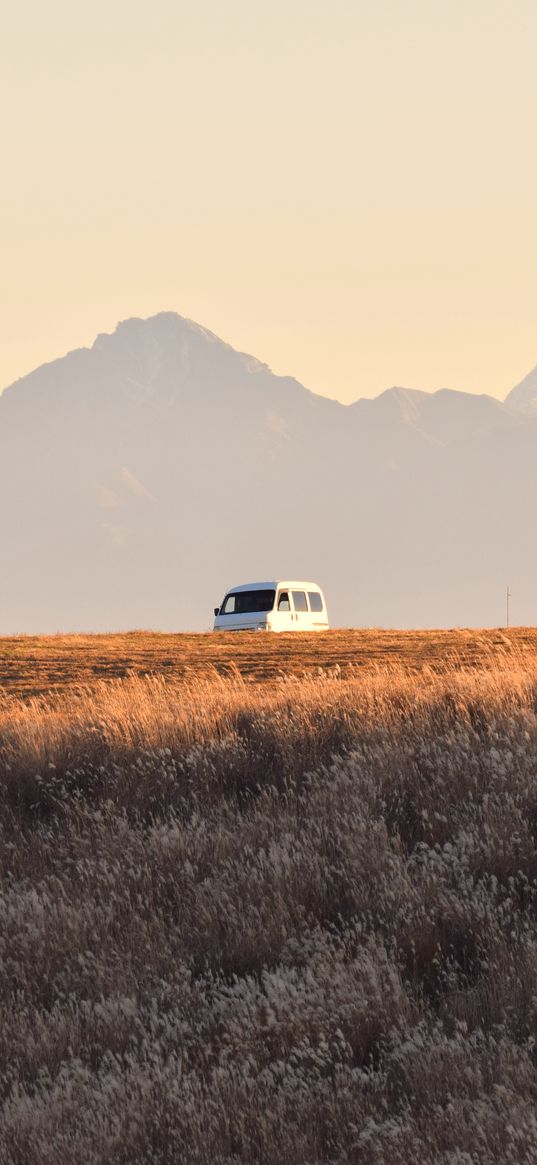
221;589;275;615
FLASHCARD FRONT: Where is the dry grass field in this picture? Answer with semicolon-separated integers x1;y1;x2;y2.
2;631;537;1162
2;626;537;698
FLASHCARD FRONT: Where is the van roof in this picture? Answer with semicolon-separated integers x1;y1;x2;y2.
226;581;323;593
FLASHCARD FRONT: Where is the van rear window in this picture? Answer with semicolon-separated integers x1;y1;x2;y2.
308;591;324;612
221;590;275;614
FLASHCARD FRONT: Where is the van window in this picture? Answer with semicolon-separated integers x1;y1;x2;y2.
277;592;290;611
308;591;324;612
221;589;275;614
292;590;308;612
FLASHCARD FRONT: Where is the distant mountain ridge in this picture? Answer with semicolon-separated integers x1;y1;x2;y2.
1;312;536;632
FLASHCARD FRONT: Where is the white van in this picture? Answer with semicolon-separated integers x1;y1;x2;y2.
213;580;329;632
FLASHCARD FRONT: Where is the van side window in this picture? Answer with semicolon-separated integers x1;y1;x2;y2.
278;591;290;611
292;590;308;612
308;591;323;612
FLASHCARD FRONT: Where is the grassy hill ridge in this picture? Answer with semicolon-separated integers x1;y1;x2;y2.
1;626;536;698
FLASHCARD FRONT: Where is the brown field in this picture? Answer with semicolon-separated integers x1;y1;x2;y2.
2;635;537;1162
1;625;536;698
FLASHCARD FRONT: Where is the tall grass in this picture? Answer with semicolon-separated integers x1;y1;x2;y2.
2;657;537;1162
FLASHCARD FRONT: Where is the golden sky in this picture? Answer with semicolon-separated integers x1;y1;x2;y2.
2;0;537;403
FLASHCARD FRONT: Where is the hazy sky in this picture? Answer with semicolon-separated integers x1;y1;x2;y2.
2;0;537;403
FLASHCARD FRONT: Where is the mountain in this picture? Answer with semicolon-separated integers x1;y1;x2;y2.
505;364;537;415
0;312;536;632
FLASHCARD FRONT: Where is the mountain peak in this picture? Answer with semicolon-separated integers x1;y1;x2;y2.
86;312;274;391
505;363;537;415
92;312;232;352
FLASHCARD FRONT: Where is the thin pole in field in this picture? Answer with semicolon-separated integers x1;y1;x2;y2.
506;585;511;629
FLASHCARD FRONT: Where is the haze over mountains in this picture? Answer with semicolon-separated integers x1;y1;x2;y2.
1;312;536;633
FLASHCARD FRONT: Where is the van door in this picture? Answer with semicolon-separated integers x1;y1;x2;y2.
307;590;326;629
274;588;292;631
291;589;308;628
